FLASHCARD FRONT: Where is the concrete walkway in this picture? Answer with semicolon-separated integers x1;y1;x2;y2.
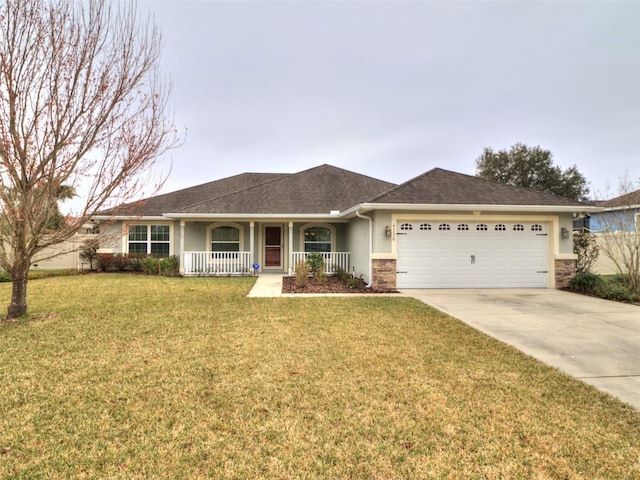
247;274;285;297
402;288;640;410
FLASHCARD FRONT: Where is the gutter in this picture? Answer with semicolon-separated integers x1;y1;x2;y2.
341;202;602;217
355;209;373;288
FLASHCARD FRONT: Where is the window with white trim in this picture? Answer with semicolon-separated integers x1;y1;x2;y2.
128;224;170;256
211;225;241;252
304;225;332;252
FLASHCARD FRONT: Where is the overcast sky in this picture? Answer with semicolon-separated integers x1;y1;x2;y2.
140;0;640;200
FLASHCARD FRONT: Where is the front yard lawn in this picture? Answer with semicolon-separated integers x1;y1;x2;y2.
1;275;639;479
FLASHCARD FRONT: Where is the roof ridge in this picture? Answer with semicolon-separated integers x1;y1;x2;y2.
366;167;440;202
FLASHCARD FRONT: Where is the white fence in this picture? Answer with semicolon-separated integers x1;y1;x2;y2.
183;251;252;276
290;252;350;275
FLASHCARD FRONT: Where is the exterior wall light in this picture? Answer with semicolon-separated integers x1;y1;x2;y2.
385;225;391;237
561;226;570;239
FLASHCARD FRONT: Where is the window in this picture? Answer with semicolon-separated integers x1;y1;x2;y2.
457;224;469;231
476;224;488;231
513;224;525;231
438;224;451;231
419;223;432;231
400;223;413;231
531;224;543;232
128;224;170;256
495;224;506;231
304;225;332;252
211;225;240;252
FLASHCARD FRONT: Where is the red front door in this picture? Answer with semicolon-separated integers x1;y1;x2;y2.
264;226;282;267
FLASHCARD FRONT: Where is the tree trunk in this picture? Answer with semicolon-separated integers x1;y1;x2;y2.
7;267;28;320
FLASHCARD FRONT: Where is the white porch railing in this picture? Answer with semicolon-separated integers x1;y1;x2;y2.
183;251;252;276
290;252;350;275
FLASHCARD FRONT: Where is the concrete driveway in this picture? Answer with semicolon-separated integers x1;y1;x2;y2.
401;288;640;410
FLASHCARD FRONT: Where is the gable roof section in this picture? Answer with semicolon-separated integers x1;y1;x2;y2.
99;172;287;216
600;189;640;209
172;164;396;215
367;168;586;207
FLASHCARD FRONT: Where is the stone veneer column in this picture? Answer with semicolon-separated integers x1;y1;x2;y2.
372;258;397;291
554;258;576;289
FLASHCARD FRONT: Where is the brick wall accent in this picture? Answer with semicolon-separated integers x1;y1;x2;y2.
372;258;397;291
555;258;576;289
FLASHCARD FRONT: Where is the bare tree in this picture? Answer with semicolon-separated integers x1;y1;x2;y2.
595;175;640;294
0;0;179;319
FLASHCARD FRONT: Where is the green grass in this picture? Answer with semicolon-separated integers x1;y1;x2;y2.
1;275;639;479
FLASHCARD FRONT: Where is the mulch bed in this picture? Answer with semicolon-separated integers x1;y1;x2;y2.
282;275;397;294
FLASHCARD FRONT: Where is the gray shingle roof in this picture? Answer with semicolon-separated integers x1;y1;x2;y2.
600;189;640;208
368;168;587;207
174;164;396;214
98;164;590;218
100;172;287;216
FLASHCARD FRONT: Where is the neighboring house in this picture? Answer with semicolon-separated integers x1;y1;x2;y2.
588;189;640;275
29;231;97;271
92;164;596;290
589;189;640;233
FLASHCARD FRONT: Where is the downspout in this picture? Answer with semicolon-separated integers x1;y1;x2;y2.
355;210;373;288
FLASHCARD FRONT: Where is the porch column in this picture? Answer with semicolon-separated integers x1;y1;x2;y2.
249;221;255;267
179;220;185;275
288;221;294;275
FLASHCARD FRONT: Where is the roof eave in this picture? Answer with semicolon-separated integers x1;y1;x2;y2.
91;215;167;221
162;212;345;220
343;203;602;216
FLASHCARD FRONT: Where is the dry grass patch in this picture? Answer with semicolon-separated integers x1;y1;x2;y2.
0;274;639;479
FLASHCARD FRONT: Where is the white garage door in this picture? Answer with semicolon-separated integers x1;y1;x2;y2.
396;221;549;288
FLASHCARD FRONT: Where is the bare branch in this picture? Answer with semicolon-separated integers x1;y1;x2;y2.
0;0;181;318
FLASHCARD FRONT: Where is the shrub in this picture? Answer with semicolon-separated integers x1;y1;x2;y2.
305;252;324;273
567;272;603;294
96;254;177;276
96;253;117;272
160;256;180;277
0;270;11;282
79;238;99;270
333;266;351;283
314;263;327;285
344;277;362;289
294;260;310;288
141;256;160;275
573;231;599;274
595;282;639;303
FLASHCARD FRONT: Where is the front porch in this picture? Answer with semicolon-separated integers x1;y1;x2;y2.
182;251;351;276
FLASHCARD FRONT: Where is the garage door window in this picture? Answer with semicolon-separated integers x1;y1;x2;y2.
420;223;431;231
457;224;469;231
495;224;506;231
514;224;524;231
438;224;451;231
532;224;543;232
476;224;488;231
400;223;413;231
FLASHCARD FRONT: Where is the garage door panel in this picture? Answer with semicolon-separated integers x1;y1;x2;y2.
397;221;549;288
